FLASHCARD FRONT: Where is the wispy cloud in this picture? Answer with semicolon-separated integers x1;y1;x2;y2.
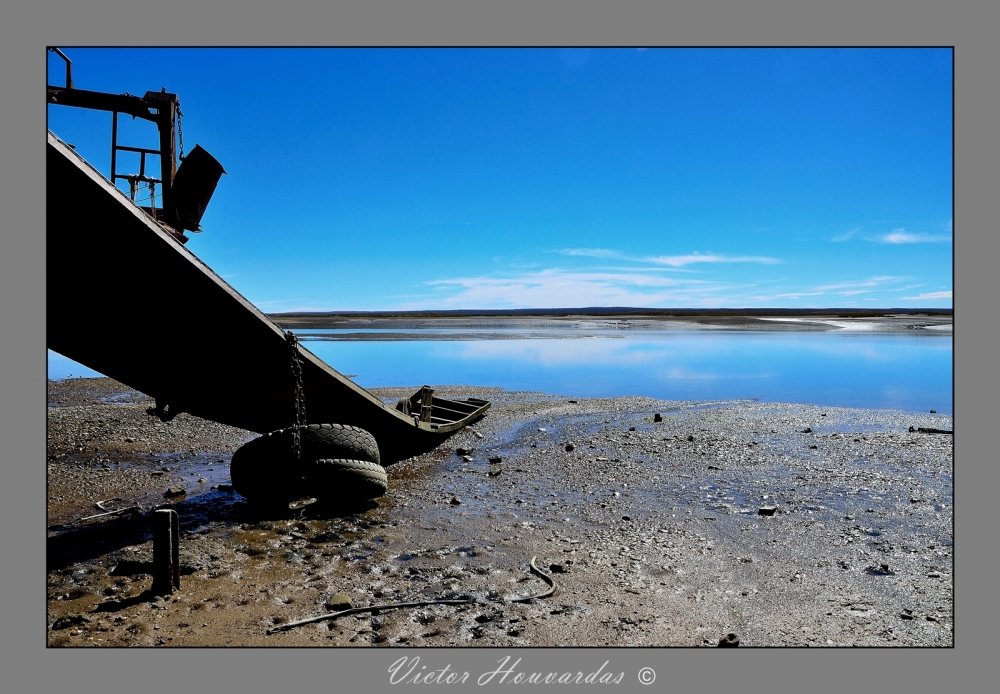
395;268;748;310
831;228;860;242
814;276;901;292
900;290;952;300
646;254;781;267
558;248;623;259
878;228;951;244
555;248;780;267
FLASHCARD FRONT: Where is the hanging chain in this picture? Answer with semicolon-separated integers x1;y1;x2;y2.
176;102;186;161
286;331;307;459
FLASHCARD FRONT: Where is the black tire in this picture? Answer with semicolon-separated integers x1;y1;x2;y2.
230;452;305;502
298;424;380;465
307;458;388;500
230;424;380;502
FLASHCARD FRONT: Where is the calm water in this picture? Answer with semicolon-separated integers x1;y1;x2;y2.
48;328;952;414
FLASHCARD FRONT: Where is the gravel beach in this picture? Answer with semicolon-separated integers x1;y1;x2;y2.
47;377;953;647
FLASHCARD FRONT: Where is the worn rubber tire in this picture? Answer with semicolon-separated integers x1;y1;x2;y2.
297;424;380;465
307;458;388;500
230;451;305;502
229;424;380;502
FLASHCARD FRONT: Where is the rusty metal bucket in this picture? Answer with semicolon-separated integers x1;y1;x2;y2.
170;144;226;231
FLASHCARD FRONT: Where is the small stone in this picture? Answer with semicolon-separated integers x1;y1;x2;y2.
718;632;740;647
900;611;914;620
809;445;817;449
164;486;186;498
538;428;547;432
198;477;207;483
489;455;502;464
564;443;575;452
549;563;567;574
687;435;695;442
473;431;484;439
928;571;941;578
150;471;164;477
567;400;577;404
653;413;662;422
488;468;502;477
930;409;936;413
621;515;632;521
462;455;473;463
217;483;233;492
758;506;777;516
51;614;89;630
629;426;636;431
456;447;473;456
324;594;354;611
802;427;812;433
820;413;827;416
124;437;135;443
450;497;462;506
844;515;854;521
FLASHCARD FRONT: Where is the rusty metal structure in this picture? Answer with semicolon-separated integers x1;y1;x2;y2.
47;50;489;465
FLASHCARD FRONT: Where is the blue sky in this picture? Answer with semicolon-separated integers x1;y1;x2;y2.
48;48;953;311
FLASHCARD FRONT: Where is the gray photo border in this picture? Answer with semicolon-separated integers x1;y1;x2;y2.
5;1;992;692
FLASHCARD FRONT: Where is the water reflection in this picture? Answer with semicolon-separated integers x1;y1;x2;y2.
48;329;952;413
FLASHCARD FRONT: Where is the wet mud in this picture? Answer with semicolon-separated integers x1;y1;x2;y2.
47;378;952;647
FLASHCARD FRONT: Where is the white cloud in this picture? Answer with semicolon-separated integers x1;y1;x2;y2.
395;268;748;309
831;228;860;242
879;229;951;244
900;291;952;300
558;248;623;259
646;253;780;267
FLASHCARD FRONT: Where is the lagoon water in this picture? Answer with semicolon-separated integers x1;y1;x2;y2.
48;327;952;414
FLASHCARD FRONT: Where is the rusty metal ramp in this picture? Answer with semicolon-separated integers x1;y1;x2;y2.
47;131;488;464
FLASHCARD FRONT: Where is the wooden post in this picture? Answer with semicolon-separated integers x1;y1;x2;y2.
151;509;180;594
419;385;435;423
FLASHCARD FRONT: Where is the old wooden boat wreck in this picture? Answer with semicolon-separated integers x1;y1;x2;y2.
46;56;489;480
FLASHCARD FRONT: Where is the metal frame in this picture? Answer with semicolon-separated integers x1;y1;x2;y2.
47;48;180;230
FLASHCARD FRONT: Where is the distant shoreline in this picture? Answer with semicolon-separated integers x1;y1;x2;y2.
270;309;952;333
270;307;952;319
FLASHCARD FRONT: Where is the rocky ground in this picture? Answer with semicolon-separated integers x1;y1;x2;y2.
46;378;953;647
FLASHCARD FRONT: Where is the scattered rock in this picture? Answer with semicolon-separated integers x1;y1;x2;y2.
462;455;473;463
900;610;914;620
758;505;778;516
621;515;632;521
568;400;577;404
844;515;854;521
629;426;636;431
488;468;502;477
473;431;484;439
549;563;567;574
538;428;547;432
930;409;936;413
124;436;135;443
564;443;575;452
653;413;662;422
489;455;502;464
324;594;354;611
456;447;473;456
718;632;740;647
802;427;812;433
51;614;90;630
217;483;233;492
687;435;695;442
450;497;462;506
164;486;186;498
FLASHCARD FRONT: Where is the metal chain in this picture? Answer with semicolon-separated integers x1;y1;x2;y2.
286;331;307;459
176;102;185;161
